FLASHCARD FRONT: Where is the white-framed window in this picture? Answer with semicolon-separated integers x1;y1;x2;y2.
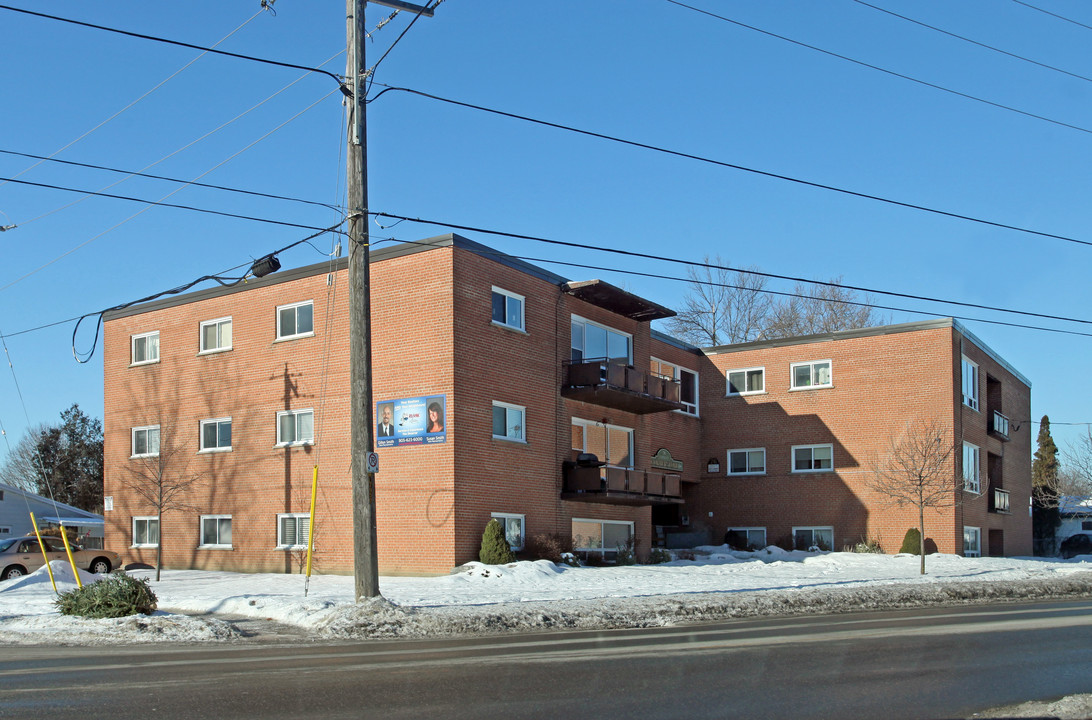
724;527;766;550
131;331;159;365
132;516;159;547
792;444;833;473
491;287;525;332
200;418;232;452
793;526;834;551
962;355;979;411
131;425;161;458
963;442;980;493
571;518;633;559
571;418;633;468
0;526;11;536
652;358;699;416
491;513;525;551
727;367;765;396
791;360;832;389
570;315;632;364
963;526;981;557
277;513;311;549
199;515;232;549
199;317;232;354
277;409;314;446
492;402;526;442
728;448;766;475
276;301;314;340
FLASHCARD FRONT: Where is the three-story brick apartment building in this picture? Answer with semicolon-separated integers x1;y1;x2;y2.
102;234;1031;574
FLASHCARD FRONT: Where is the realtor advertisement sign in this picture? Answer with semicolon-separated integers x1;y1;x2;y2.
376;395;446;447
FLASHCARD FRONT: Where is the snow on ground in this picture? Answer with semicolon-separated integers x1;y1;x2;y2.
2;548;1092;645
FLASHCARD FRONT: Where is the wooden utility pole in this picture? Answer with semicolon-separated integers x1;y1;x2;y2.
346;0;434;601
347;0;380;600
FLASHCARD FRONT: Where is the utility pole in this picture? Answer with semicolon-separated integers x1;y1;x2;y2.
346;0;434;601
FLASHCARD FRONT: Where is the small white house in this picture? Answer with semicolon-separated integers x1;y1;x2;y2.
0;482;104;548
1059;496;1092;545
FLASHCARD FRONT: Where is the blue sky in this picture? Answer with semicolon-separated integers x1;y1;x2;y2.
1;1;1089;458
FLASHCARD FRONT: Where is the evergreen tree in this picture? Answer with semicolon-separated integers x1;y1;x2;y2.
1032;415;1061;554
479;519;516;565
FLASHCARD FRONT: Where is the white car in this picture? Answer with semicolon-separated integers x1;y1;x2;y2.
0;535;121;580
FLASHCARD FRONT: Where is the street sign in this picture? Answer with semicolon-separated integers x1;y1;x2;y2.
366;452;379;473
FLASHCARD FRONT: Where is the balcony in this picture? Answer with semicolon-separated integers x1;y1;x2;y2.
988;410;1010;441
562;359;685;414
562;461;684;506
989;485;1011;514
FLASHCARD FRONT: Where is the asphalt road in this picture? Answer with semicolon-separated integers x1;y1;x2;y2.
2;600;1091;719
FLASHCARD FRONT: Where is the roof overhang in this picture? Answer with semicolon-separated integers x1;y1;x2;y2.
562;280;675;321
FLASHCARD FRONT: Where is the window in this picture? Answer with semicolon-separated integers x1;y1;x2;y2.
727;367;764;396
962;356;979;411
963;442;980;493
570;316;631;364
724;527;766;550
131;425;160;457
963;526;981;557
0;526;11;536
1083;521;1092;531
278;514;311;549
792;444;832;473
793;526;834;551
572;418;633;467
571;518;633;559
491;513;525;551
133;517;159;547
492;402;526;442
491;287;525;331
200;317;232;353
277;301;314;340
652;358;699;416
728;448;766;475
277;409;314;446
200;418;232;452
199;515;232;548
131;331;159;365
791;360;832;389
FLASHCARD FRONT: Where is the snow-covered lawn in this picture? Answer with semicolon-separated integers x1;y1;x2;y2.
3;546;1091;645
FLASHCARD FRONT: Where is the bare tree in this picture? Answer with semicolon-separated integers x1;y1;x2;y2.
668;258;884;346
0;425;47;492
664;255;773;346
1063;427;1092;496
117;425;204;581
866;419;957;575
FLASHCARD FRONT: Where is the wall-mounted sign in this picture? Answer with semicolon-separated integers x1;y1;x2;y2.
650;448;683;472
376;395;446;447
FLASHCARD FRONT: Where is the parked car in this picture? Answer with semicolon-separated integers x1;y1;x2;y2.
0;535;121;580
1059;532;1092;559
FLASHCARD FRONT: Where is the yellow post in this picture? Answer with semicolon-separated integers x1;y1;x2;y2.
56;523;82;589
304;465;318;596
29;512;58;593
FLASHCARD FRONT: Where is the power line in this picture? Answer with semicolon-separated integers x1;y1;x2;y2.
1012;0;1092;33
0;177;342;232
369;85;1092;250
370;211;1092;329
850;0;1092;85
0;4;346;89
365;0;443;84
663;0;1092;137
0;149;343;213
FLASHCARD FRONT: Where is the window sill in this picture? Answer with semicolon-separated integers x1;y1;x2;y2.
276;545;308;551
198;447;232;454
792;469;834;475
491;320;528;335
727;472;766;477
492;436;528;444
129;360;160;368
789;385;833;392
274;332;315;343
197;545;233;551
131;544;159;549
275;441;314;449
197;347;232;357
130;454;160;459
727;391;766;398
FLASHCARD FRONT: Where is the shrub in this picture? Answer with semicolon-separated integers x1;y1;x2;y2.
645;547;671;564
55;572;158;619
528;533;572;563
900;528;922;555
674;549;695;561
845;537;884;554
479;519;516;565
615;537;637;566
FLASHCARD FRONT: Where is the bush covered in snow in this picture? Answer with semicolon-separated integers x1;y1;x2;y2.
646;547;671;564
55;572;158;619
